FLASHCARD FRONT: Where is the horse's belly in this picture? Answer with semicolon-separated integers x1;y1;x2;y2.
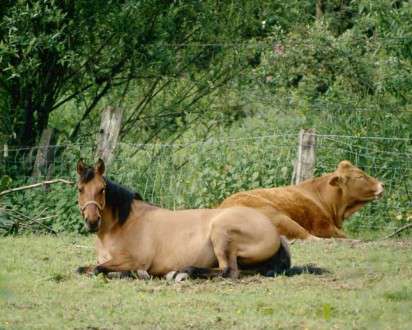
148;241;216;275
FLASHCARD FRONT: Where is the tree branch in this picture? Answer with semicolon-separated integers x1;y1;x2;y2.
51;83;94;111
0;179;74;197
380;223;412;240
68;82;112;140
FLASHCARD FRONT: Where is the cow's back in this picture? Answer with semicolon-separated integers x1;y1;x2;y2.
220;186;332;232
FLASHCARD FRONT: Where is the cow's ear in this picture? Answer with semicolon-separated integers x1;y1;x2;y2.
77;159;86;176
338;160;353;171
95;158;105;176
329;175;342;187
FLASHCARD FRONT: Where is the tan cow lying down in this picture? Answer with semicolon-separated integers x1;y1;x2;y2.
219;161;384;240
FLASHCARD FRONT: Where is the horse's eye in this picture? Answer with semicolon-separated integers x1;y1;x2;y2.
101;188;106;194
78;187;84;193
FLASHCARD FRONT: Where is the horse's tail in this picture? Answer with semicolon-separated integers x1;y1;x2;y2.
238;236;291;277
241;237;329;277
271;236;292;274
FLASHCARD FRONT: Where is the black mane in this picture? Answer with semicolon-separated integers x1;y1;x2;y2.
104;178;142;224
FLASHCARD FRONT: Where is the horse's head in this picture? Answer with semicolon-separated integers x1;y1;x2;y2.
76;158;106;233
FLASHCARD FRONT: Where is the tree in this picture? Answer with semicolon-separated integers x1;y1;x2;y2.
0;0;254;148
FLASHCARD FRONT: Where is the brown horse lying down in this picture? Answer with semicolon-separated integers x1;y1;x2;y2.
219;161;384;240
75;159;291;280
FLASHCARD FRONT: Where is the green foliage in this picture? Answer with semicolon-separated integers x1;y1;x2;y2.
0;184;81;235
0;0;411;236
0;0;256;148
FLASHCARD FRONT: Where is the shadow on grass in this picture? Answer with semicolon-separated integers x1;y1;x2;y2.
284;264;330;277
84;264;330;281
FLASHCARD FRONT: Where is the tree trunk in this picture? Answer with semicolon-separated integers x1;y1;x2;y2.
316;0;324;20
32;128;55;178
20;88;36;147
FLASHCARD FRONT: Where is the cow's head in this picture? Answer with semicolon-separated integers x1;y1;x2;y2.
329;160;384;202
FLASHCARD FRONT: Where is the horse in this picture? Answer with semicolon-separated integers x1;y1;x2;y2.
75;159;291;280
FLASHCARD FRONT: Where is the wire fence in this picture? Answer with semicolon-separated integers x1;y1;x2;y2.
0;132;411;236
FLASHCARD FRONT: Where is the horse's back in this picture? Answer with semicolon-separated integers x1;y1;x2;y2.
210;206;278;233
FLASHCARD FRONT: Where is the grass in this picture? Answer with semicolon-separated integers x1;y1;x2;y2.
0;235;411;329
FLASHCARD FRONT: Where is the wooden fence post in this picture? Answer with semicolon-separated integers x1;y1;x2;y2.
95;106;123;167
3;144;8;158
32;128;55;178
291;128;316;185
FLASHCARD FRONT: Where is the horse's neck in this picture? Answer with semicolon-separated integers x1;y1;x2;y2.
98;200;158;235
298;174;347;227
98;205;118;236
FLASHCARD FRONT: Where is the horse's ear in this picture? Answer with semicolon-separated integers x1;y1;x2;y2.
95;158;105;176
77;159;86;176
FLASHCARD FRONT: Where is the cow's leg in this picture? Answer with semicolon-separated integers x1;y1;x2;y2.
257;207;319;240
331;227;347;238
313;224;347;239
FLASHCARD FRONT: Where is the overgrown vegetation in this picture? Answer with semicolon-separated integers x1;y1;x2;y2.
0;1;411;236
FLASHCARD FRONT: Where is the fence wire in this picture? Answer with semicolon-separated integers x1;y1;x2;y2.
0;133;411;236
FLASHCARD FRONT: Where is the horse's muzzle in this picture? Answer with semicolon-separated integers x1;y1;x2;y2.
85;219;101;233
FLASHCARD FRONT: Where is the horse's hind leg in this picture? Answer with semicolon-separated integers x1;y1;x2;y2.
166;267;218;281
167;263;237;282
210;228;239;279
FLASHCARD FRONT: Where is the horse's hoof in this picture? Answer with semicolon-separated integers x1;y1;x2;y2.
165;271;189;282
166;271;178;282
136;270;151;280
175;272;189;282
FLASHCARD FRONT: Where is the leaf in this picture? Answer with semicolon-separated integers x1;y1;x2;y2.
0;176;12;191
26;38;37;54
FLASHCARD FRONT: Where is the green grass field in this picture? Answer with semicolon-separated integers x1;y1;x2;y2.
1;235;411;329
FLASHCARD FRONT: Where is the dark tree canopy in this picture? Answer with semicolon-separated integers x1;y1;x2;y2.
0;0;267;147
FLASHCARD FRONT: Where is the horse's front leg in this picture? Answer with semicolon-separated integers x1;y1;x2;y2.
95;258;150;280
76;265;94;275
77;258;150;280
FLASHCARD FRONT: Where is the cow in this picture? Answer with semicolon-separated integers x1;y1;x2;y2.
219;161;384;240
